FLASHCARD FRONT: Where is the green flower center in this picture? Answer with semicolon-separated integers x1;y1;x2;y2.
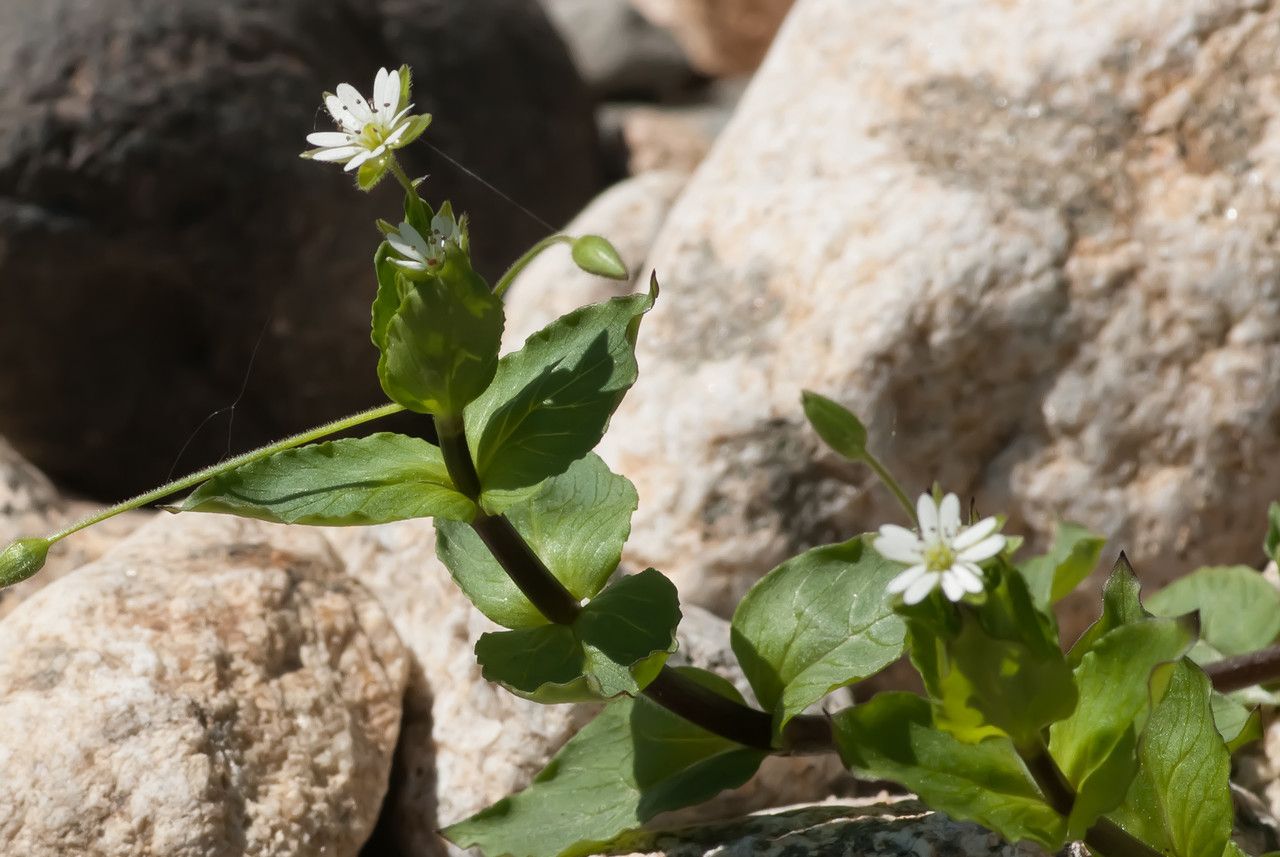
924;541;955;572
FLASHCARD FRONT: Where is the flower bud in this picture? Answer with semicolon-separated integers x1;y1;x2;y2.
0;537;50;588
571;235;628;281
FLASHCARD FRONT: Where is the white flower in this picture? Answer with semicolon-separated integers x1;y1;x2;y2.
302;67;417;172
874;493;1006;605
386;221;443;272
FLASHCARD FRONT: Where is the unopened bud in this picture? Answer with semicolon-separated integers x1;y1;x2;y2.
0;538;50;588
571;235;628;281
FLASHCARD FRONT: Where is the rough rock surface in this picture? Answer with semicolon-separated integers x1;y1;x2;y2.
630;0;796;75
327;520;847;857
506;0;1280;628
597;798;1081;857
0;437;149;619
0;0;600;500
0;514;408;857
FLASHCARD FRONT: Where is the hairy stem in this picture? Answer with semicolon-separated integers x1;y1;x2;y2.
431;413;832;753
492;234;573;299
46;402;406;543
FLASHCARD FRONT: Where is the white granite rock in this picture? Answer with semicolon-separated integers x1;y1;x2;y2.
0;513;408;857
502;0;1280;633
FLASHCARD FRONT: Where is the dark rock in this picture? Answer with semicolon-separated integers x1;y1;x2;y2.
0;0;601;500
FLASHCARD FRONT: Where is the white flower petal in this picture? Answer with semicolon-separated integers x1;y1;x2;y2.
886;564;929;594
954;563;986;593
952;516;999;551
343;148;379;171
383;121;411;147
903;572;941;605
956;534;1007;563
940;572;965;602
309;145;364;162
917;493;939;540
306;131;356;147
390;104;415;126
873;525;925;564
324;94;360;131
939;493;961;539
390;258;427;272
374;67;400;116
336;82;374;125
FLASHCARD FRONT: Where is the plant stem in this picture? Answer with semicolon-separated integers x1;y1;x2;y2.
431;412;833;753
1203;643;1280;693
492;234;573;299
863;450;918;526
1021;741;1166;857
46;403;406;543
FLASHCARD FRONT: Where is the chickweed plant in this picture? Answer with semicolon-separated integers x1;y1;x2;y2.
5;66;1280;857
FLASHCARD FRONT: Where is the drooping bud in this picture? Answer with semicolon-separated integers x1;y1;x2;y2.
0;538;50;588
570;235;628;281
801;390;868;461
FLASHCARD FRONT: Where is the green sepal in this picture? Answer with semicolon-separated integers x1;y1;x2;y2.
570;235;628;280
1107;661;1232;857
1048;614;1197;837
356;157;390;191
0;537;50;588
833;692;1067;851
730;536;905;738
377;243;504;417
800;390;868;461
396;113;433;150
371;240;405;352
174;433;476;525
904;563;1076;749
1018;522;1105;609
436;453;637;629
475;568;680;702
444;667;767;857
465;277;658;511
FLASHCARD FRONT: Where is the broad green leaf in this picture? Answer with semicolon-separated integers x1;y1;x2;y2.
378;244;504;417
437;454;637;628
475;569;680;701
1210;692;1261;753
833;692;1066;850
1146;565;1280;657
1068;554;1147;667
444;668;767;857
1048;616;1196;836
177;433;475;524
730;537;905;736
800;391;867;460
1019;523;1105;609
1266;501;1280;566
1109;662;1232;857
906;565;1075;749
466;280;657;511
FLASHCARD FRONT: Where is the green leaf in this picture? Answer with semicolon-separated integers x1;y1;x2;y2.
176;433;475;525
570;235;628;280
1209;692;1261;753
378;244;504;417
436;453;637;628
906;565;1076;749
475;569;680;701
833;692;1067;850
465;279;657;511
1146;565;1280;657
444;668;767;857
1019;522;1106;609
1109;661;1232;857
1068;553;1148;667
1266;501;1280;566
730;537;905;736
800;391;868;461
0;537;50;587
1048;616;1196;836
371;240;406;353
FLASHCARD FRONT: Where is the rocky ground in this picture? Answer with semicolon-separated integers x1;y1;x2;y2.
5;0;1280;854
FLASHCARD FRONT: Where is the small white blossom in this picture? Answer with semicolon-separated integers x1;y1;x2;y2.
385;214;461;272
302;67;417;172
874;493;1006;605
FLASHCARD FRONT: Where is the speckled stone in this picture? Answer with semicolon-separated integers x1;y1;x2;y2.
630;0;796;75
0;514;408;857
